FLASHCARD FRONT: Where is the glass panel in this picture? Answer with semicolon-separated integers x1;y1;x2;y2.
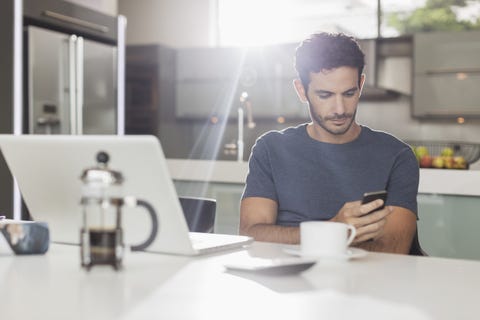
28;26;71;134
173;180;244;234
82;40;117;134
418;193;480;261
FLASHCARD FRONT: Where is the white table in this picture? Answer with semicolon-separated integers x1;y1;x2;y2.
1;242;479;320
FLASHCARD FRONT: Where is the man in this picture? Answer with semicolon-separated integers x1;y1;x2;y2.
239;32;419;254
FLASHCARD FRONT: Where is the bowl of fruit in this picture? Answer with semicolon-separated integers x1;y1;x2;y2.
408;141;480;170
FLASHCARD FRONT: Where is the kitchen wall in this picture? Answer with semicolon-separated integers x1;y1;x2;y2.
118;0;480;169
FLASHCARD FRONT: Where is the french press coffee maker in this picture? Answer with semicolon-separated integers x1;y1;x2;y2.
80;151;158;270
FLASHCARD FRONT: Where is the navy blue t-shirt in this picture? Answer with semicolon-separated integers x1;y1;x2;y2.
242;124;419;226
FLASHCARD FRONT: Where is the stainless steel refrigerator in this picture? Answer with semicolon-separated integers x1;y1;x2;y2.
26;25;120;135
0;0;126;219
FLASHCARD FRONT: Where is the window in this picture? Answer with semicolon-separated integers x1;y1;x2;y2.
218;0;380;46
217;0;480;46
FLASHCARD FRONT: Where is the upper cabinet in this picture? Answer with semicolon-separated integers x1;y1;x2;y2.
359;37;413;99
175;44;308;120
175;39;416;121
413;31;480;118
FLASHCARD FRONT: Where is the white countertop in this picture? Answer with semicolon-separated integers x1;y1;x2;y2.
167;159;480;196
2;242;479;320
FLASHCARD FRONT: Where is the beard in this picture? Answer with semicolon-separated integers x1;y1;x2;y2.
308;100;356;136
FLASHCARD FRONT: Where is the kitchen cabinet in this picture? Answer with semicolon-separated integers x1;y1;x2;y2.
413;31;480;118
175;44;308;120
356;37;413;99
126;45;176;135
176;38;416;120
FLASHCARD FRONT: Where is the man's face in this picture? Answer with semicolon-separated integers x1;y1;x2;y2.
302;66;363;137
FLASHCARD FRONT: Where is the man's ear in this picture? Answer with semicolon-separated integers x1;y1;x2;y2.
293;79;308;103
358;73;366;97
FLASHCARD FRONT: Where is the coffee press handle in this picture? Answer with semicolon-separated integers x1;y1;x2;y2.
130;199;159;251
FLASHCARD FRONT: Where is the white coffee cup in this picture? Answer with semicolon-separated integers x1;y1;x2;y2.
300;221;356;257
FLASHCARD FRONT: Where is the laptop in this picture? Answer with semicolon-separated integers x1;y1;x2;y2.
0;134;253;255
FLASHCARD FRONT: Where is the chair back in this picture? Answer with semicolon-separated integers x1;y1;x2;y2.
409;228;428;256
179;196;216;233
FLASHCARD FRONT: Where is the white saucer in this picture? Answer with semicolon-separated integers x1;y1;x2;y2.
282;247;368;260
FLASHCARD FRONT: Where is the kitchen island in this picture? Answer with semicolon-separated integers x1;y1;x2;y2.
167;159;480;196
167;159;480;261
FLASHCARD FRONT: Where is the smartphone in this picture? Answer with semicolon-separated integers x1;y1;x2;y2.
361;190;388;213
224;258;316;275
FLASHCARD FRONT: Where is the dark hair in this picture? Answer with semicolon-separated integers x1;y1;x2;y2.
294;32;365;90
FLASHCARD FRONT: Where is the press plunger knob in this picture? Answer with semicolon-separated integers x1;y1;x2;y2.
96;151;110;165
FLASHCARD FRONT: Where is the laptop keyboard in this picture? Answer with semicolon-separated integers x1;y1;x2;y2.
189;232;253;251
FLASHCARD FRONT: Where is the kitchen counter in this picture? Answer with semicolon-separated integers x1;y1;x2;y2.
167;159;249;184
168;159;480;261
167;159;480;196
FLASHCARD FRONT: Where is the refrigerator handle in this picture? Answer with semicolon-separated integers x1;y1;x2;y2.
117;15;127;135
69;35;77;134
76;36;84;135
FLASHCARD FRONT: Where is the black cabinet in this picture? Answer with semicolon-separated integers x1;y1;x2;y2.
126;45;176;135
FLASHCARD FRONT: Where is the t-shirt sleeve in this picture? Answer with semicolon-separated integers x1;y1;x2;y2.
241;137;278;201
386;146;419;217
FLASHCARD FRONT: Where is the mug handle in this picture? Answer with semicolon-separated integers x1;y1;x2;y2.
129;199;159;251
346;224;356;247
